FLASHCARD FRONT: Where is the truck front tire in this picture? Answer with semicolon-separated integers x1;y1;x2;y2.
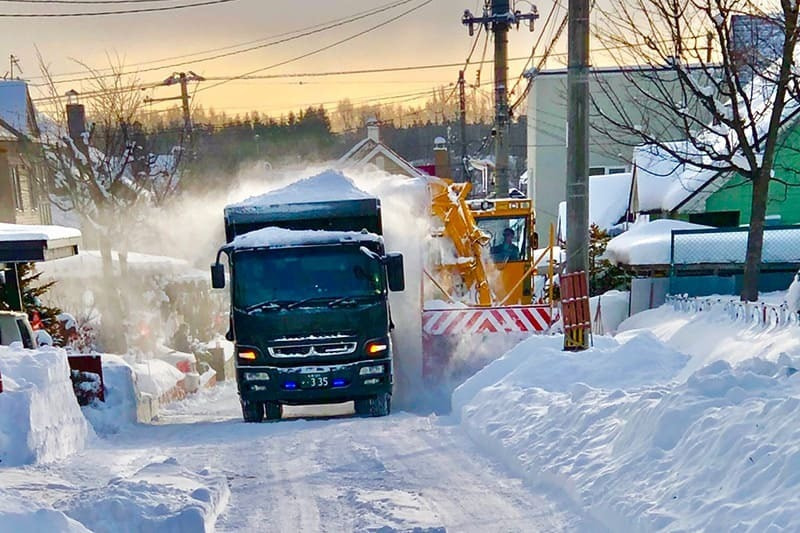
264;401;283;421
241;400;264;423
355;393;391;417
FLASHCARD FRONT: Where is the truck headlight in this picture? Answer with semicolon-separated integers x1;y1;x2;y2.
243;372;270;381
359;365;384;376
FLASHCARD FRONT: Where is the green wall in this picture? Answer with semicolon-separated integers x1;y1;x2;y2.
701;125;800;225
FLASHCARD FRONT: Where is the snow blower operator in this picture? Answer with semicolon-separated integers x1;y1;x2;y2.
491;227;520;262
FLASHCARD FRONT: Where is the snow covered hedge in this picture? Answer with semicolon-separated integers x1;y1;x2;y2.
0;345;90;466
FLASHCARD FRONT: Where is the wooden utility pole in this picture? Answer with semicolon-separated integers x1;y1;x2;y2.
564;0;591;350
462;1;538;197
458;69;468;182
147;71;205;141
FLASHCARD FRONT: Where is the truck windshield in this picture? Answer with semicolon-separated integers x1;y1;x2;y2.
233;246;385;309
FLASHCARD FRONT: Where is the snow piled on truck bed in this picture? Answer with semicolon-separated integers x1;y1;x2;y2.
231;226;381;249
227;169;373;209
0;345;90;466
456;303;800;532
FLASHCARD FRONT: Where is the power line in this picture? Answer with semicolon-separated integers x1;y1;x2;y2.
197;0;436;94
29;0;415;85
0;0;182;3
0;0;238;16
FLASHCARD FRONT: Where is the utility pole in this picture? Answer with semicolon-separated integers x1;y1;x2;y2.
147;71;205;141
458;69;467;183
462;1;538;197
564;0;591;350
9;55;21;79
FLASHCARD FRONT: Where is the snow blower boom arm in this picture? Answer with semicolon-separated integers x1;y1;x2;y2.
428;179;493;306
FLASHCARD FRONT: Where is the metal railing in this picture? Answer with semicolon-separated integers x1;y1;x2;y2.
665;294;800;328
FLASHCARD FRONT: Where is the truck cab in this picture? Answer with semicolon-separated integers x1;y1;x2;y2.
211;171;404;422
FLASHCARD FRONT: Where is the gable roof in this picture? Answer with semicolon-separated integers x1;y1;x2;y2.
0;80;40;140
338;137;426;178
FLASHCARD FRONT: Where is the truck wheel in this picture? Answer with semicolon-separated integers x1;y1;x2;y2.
264;401;283;421
241;400;264;423
355;393;391;417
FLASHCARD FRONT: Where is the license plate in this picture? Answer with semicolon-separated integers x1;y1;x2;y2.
301;374;329;389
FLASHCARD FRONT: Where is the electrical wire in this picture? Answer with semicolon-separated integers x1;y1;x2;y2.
29;0;415;84
0;0;237;16
196;0;436;94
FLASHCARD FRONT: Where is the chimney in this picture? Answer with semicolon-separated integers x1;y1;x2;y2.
366;117;380;143
433;136;451;179
65;90;86;146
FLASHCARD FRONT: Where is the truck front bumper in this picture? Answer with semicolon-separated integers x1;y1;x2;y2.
237;358;392;405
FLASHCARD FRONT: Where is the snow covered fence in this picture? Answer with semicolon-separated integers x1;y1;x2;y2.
666;295;800;328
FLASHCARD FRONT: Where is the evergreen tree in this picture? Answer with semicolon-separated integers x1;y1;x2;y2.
0;264;64;345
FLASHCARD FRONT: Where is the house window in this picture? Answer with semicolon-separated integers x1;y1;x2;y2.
590;165;628;176
10;166;23;210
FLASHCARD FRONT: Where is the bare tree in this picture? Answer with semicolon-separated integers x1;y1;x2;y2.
37;56;185;351
592;0;800;301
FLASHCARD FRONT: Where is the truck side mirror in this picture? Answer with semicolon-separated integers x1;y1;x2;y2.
386;253;404;292
210;263;226;289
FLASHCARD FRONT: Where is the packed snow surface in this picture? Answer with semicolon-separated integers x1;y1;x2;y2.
230;226;381;249
0;222;81;242
0;345;90;466
227;169;373;210
605;219;710;265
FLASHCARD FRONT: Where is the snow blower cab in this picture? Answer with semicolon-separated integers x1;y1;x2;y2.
211;170;404;422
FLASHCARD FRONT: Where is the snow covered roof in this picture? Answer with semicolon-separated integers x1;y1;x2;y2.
632;143;721;214
0;222;80;243
558;173;633;238
229;170;373;210
338;137;426;178
605;219;711;266
0;80;38;138
0;222;81;263
38;250;205;280
229;227;381;250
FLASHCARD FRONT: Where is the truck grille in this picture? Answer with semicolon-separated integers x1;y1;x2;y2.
267;340;358;358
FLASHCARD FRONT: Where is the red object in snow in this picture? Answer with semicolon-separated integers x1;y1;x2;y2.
67;355;105;404
29;310;43;331
0;369;4;393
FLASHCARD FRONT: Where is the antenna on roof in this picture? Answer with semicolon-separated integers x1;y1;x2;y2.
9;55;22;79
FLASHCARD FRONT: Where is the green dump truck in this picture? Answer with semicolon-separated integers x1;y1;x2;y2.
211;171;404;422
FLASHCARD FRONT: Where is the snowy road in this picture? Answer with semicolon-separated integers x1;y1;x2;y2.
3;383;592;532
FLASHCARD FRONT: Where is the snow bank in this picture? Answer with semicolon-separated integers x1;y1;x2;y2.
458;304;800;531
460;352;800;532
0;345;90;466
453;332;688;413
590;289;630;334
605;219;710;265
81;355;138;435
61;457;229;533
618;302;800;381
0;491;90;532
131;359;186;399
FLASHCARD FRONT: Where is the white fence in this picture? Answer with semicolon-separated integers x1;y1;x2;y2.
665;295;800;328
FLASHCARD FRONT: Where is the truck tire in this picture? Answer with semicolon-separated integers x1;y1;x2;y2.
264;401;283;421
355;393;391;417
241;400;264;423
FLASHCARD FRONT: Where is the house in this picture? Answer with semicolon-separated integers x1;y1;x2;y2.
338;118;428;178
0;80;51;226
556;172;634;242
525;65;698;233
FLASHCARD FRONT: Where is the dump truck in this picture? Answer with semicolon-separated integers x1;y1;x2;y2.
211;171;405;422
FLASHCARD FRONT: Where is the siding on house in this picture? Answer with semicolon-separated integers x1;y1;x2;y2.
694;125;800;226
0;140;50;225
